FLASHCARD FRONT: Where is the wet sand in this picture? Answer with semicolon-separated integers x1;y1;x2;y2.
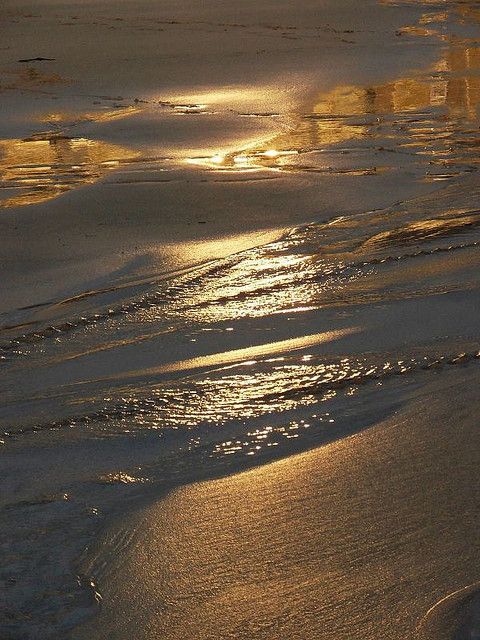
1;0;437;312
2;1;480;639
72;368;480;640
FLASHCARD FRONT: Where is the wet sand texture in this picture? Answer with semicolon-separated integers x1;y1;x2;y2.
1;1;480;639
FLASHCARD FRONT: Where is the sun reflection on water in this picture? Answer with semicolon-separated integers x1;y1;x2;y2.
189;40;480;174
3;4;480;207
3;0;480;453
0;135;138;208
186;149;298;170
185;7;480;179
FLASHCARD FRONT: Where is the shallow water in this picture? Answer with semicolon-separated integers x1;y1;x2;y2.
1;0;480;638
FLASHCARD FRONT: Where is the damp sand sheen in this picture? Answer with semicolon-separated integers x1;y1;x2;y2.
1;1;480;639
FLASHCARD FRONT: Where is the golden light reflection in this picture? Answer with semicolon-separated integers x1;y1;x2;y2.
38;105;140;126
289;42;480;147
163;250;322;324
111;351;386;435
186;149;298;170
103;328;358;381
6;6;480;207
185;6;480;177
362;211;480;250
162;85;284;112
0;136;138;208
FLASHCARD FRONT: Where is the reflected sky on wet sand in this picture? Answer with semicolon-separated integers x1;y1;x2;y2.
2;3;480;207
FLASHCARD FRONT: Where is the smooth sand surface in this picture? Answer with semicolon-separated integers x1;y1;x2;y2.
73;368;480;640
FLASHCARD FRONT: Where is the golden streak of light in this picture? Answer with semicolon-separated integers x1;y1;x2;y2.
186;149;298;170
95;327;360;382
161;85;282;110
38;105;140;125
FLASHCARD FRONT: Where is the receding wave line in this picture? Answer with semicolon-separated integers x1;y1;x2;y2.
1;236;478;359
3;346;479;440
416;581;480;640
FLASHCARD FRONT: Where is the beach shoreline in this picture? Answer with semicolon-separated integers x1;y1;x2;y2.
2;1;480;639
1;0;437;314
